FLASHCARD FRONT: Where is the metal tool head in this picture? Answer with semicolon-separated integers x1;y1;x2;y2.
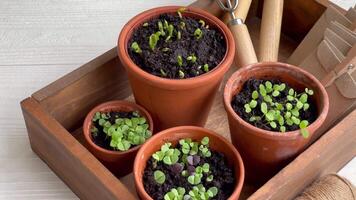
216;0;239;13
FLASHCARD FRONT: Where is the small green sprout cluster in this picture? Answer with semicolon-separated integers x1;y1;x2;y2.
91;111;151;151
151;137;218;200
164;184;218;200
243;81;314;138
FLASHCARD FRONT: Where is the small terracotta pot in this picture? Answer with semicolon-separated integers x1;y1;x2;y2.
223;62;329;183
83;100;154;177
133;126;245;200
118;6;235;131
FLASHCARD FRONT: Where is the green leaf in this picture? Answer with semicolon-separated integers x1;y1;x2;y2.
161;143;171;153
289;88;295;96
303;103;310;111
207;187;218;197
149;32;161;50
280;126;286;132
263;95;272;103
187;55;197;63
296;101;304;109
259;84;267;96
152;151;164;161
299;120;309;129
117;140;131;151
194;28;203;39
202;163;210;173
291;109;300;117
305;88;314;95
286;103;293;110
188;174;202;185
181;170;188;177
301;128;309;138
179;70;185;79
131;42;142;54
203;64;209;72
278;117;285;126
291;116;301;125
244;104;252;113
287;95;294;101
286;118;293;126
154;170;166;184
206;175;214;182
270;121;277;129
272;90;280;97
177;55;183;67
252;90;259;99
279;83;286;91
98;119;106;126
201;137;209;145
265;110;275;121
158;21;165;36
261;102;268;114
124;118;132;126
265;81;272;90
249;100;258;108
299;93;308;103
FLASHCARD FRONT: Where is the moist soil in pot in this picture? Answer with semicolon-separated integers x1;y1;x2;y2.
91;111;136;150
143;147;235;200
128;12;226;79
231;78;318;132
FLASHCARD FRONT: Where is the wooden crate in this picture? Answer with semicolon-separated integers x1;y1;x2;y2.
20;1;355;200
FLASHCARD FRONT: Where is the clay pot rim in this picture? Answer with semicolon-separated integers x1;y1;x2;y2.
118;6;235;90
83;100;154;156
223;62;329;140
133;126;245;200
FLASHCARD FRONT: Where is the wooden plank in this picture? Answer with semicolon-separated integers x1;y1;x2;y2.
21;97;136;200
31;48;131;131
249;110;356;200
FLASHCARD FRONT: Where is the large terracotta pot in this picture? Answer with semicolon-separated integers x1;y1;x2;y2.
83;100;154;177
133;126;245;200
118;6;235;131
223;62;329;183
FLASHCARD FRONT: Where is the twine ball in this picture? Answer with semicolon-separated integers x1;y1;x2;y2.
296;174;356;200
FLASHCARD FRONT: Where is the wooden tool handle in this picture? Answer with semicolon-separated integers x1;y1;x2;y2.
223;0;252;23
189;0;225;18
229;23;258;67
259;0;284;62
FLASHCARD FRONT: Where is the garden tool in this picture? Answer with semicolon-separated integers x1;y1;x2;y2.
216;0;258;67
259;0;284;62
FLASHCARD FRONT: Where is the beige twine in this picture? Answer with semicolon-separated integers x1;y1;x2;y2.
295;174;356;200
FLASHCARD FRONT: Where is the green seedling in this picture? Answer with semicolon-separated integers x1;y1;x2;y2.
177;7;186;18
131;42;142;54
199;19;205;27
179;70;185;79
187;54;197;63
242;81;314;137
188;185;218;200
143;22;149;27
164;187;186;200
91;111;151;151
177;55;183;67
194;28;203;39
154;170;166;184
149;31;161;50
203;64;209;72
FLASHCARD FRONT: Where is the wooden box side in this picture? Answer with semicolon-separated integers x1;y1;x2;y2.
21;97;136;200
249;110;356;200
32;47;131;131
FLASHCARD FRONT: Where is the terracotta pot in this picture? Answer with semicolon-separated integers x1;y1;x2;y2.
83;100;154;177
223;62;329;183
118;6;235;131
133;126;245;200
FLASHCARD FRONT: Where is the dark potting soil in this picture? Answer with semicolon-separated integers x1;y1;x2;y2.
143;150;235;200
91;111;135;150
128;13;226;79
231;78;318;132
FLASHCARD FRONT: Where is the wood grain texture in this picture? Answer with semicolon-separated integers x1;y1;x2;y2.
1;0;355;199
249;110;356;200
258;0;283;62
21;98;136;200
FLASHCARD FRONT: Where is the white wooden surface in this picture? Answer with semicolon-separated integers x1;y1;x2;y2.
0;0;354;199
